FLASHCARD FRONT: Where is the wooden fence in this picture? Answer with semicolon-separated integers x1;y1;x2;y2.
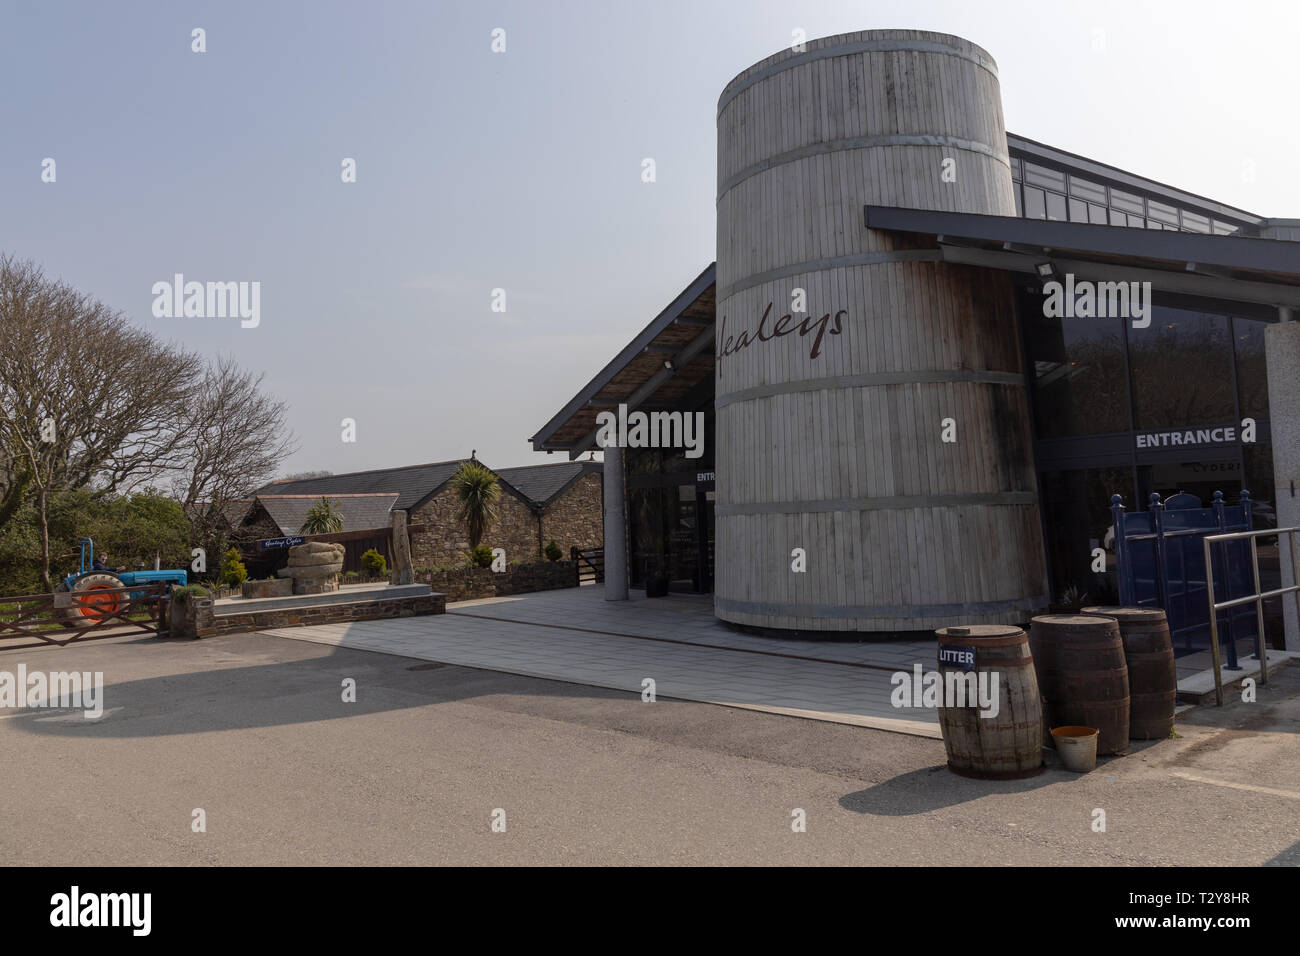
0;583;169;650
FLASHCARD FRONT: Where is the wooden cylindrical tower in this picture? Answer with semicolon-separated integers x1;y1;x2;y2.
714;30;1048;631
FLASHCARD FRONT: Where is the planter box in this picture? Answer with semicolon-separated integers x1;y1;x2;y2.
168;595;213;639
242;578;293;600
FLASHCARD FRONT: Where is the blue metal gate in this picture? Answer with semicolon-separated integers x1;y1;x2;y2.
1110;490;1258;667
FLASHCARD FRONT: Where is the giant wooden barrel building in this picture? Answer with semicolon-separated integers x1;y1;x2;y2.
713;30;1049;632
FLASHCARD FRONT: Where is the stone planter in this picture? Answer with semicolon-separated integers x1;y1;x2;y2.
242;578;293;600
168;594;212;639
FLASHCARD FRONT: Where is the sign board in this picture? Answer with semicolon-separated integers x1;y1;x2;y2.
696;471;716;489
259;536;305;550
1134;425;1237;450
938;645;977;671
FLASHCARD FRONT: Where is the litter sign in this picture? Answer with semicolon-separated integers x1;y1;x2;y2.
938;644;976;671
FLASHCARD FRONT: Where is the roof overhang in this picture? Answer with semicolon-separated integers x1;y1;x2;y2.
864;206;1300;310
530;263;717;458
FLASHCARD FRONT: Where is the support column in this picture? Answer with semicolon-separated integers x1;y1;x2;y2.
602;447;628;601
1265;315;1300;650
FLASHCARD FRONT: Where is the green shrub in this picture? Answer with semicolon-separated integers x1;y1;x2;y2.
469;545;494;569
544;540;563;562
360;548;387;577
219;548;248;588
171;584;211;601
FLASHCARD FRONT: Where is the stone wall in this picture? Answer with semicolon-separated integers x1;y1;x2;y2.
417;560;577;603
409;484;540;568
539;472;603;555
192;591;444;637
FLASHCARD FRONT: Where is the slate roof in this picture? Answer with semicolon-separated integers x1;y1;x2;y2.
220;499;254;528
495;461;601;507
258;460;470;512
257;458;601;514
254;493;399;536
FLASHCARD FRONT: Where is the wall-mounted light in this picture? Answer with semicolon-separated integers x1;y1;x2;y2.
663;358;676;372
1035;261;1058;281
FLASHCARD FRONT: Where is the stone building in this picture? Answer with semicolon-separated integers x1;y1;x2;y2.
254;458;602;570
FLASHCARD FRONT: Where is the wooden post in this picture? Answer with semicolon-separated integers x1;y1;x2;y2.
390;509;414;586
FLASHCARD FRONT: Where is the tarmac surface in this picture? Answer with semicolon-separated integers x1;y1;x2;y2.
1;628;1297;866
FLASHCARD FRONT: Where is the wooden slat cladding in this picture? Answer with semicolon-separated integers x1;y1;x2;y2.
714;30;1048;632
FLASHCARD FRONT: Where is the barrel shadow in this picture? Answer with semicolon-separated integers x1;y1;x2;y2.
839;762;1073;816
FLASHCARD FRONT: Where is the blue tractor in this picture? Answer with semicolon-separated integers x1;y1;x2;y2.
54;537;188;624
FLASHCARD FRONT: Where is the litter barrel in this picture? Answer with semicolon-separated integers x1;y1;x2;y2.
934;625;1044;779
1029;615;1130;755
1081;606;1177;741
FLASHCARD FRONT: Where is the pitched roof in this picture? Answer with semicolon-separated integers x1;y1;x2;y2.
220;499;254;528
257;459;470;512
495;461;601;507
254;492;399;536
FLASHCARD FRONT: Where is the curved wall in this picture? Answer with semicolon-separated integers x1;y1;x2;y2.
714;29;1048;631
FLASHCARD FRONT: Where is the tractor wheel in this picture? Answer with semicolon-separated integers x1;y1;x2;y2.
64;573;126;625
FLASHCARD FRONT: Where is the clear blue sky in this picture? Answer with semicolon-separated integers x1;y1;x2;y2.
3;0;1296;475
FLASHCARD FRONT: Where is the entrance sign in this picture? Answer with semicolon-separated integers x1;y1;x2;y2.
259;536;306;550
1135;426;1236;449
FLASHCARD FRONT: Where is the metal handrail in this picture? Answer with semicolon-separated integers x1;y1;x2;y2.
1203;526;1300;706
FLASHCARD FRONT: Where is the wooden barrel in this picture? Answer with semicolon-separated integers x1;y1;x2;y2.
1081;606;1177;740
713;30;1049;633
1030;615;1130;755
934;625;1044;779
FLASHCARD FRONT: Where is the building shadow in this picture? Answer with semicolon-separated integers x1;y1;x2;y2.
3;636;637;739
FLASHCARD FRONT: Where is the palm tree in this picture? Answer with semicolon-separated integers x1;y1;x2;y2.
451;461;499;549
299;496;344;534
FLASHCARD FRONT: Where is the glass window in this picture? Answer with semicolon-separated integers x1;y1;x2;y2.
1110;188;1144;215
1069;197;1089;222
1023;186;1046;220
1089;203;1108;224
1109;209;1128;227
1148;200;1179;226
1128;307;1235;429
1212;220;1239;236
1013;182;1023;216
1046;191;1068;221
1024;290;1131;439
1024;162;1067;192
1234;315;1269;420
1039;467;1132;604
1181;210;1210;233
1010;156;1022;181
1243;444;1276;530
1069;176;1107;204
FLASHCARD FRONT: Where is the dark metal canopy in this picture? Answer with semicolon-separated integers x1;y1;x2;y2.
530;263;717;458
864;206;1300;309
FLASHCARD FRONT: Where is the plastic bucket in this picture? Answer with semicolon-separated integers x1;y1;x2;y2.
1051;726;1099;773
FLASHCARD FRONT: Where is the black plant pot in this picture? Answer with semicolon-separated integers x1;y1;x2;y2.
645;576;669;598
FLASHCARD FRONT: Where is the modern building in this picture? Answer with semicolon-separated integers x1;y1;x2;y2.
531;30;1300;645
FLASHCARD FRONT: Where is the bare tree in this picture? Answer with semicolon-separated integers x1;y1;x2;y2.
173;354;297;548
0;255;200;589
